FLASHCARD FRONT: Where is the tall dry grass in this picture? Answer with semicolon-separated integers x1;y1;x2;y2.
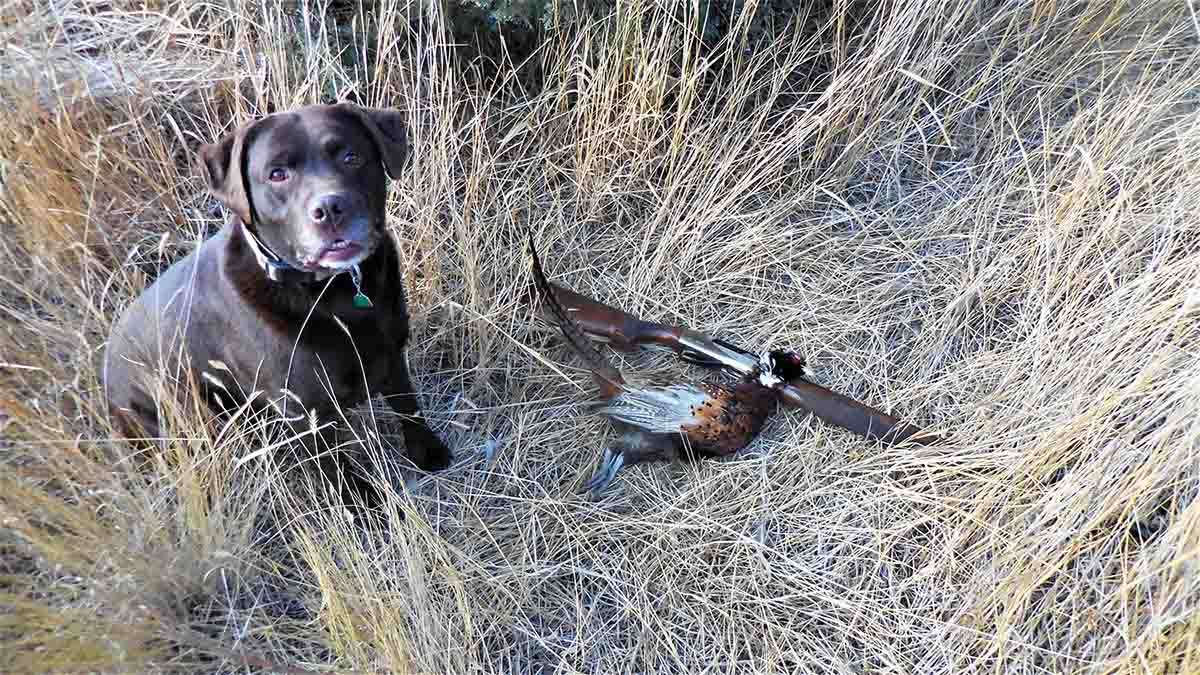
2;0;1199;672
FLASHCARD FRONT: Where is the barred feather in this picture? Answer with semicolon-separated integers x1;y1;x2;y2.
597;385;709;434
527;231;625;397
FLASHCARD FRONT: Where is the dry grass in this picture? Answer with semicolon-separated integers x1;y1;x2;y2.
2;0;1199;672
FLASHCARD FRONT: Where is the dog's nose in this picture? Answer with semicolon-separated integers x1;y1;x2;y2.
310;194;347;230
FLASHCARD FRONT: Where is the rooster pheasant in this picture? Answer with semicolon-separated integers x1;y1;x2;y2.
527;234;808;497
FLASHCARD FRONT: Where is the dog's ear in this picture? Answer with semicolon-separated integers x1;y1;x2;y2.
337;103;408;180
197;118;262;223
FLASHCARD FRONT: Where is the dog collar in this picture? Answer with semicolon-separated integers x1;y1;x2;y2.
235;219;373;308
236;219;333;285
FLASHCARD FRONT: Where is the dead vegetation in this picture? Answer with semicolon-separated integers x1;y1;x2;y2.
2;0;1199;672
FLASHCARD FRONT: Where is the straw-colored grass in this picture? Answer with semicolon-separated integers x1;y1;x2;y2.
2;0;1198;672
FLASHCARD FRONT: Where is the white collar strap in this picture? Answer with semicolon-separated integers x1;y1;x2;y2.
236;219;336;284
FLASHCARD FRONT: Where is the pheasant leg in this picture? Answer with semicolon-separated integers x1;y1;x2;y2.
582;447;626;497
582;429;678;500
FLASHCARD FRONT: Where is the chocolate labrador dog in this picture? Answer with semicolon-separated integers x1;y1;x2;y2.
103;103;451;506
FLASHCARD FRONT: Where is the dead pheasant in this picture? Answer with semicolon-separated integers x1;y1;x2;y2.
527;233;809;497
522;272;937;448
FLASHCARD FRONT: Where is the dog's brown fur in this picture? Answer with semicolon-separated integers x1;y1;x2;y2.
103;103;451;506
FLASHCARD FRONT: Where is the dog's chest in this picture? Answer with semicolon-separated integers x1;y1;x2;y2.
284;318;400;408
209;312;401;415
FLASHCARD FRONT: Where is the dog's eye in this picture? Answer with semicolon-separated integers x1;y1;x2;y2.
268;168;288;182
343;151;360;165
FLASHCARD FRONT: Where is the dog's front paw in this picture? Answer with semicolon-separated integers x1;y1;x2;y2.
404;427;452;471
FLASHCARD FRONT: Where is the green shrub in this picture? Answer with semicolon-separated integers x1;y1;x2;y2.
448;0;814;49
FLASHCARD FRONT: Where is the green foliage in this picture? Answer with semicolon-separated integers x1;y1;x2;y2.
447;0;810;48
456;0;556;31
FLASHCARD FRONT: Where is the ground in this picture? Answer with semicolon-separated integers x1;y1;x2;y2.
2;1;1199;673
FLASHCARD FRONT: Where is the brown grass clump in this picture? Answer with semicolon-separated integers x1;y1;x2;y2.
3;0;1199;672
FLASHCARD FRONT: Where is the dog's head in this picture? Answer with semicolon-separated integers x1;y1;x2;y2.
198;103;408;272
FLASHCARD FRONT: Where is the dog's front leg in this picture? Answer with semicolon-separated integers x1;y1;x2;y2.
384;353;451;471
290;423;385;510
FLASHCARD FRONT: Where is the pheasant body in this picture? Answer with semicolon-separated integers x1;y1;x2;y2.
598;379;778;457
527;233;806;497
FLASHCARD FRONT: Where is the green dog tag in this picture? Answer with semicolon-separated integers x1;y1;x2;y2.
350;264;373;309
